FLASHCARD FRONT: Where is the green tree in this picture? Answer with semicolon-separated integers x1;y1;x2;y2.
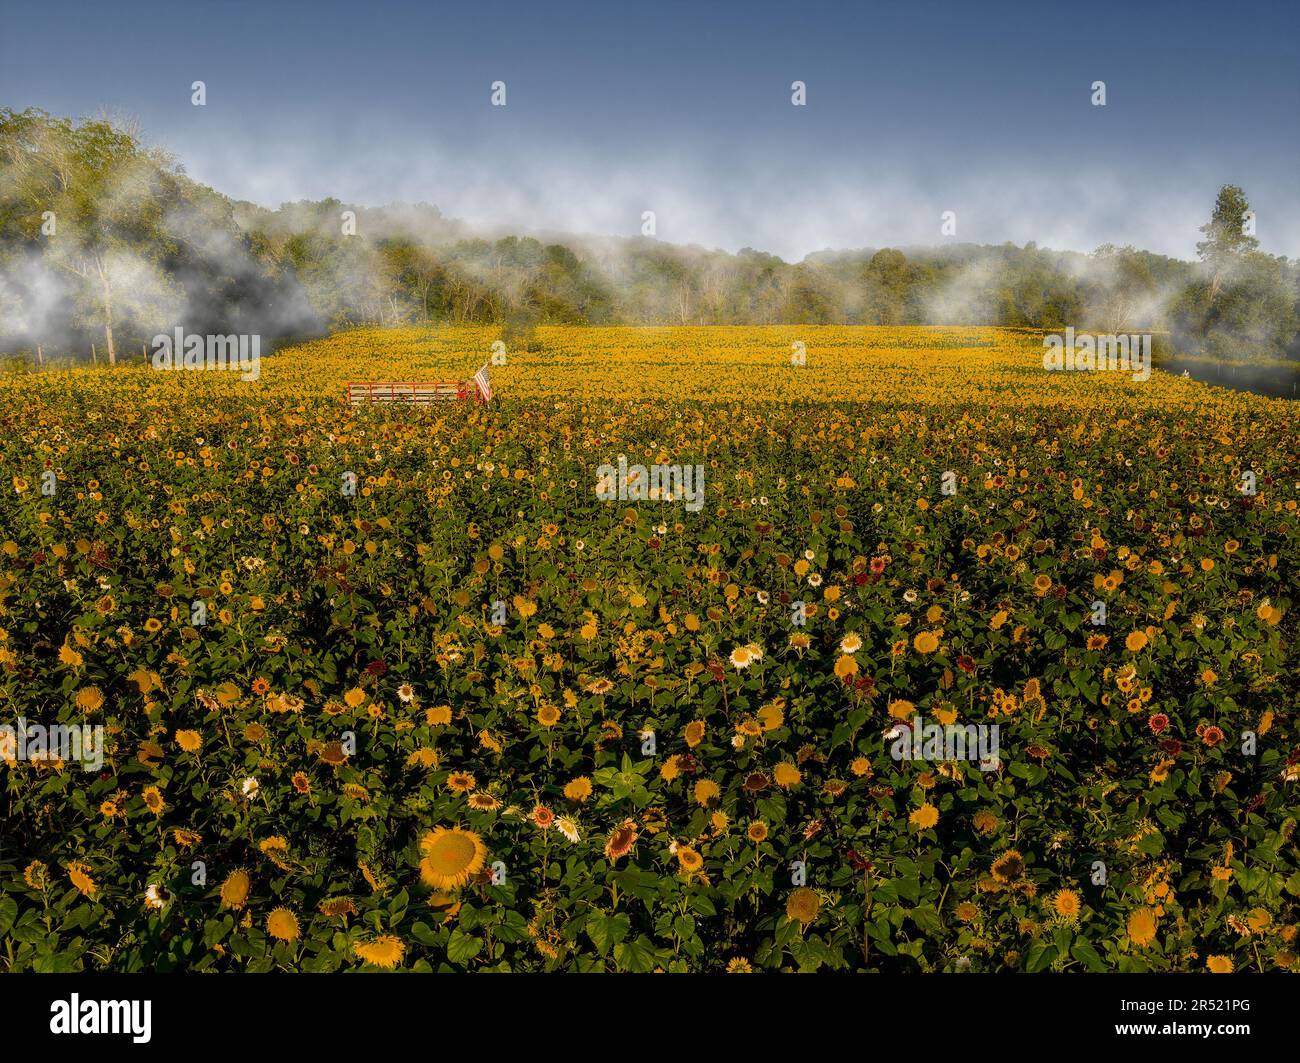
860;249;909;325
1196;185;1259;302
0;108;186;363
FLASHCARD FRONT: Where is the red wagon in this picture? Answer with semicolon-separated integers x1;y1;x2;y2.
345;365;492;406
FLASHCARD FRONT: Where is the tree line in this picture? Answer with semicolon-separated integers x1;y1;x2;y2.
1;109;1296;366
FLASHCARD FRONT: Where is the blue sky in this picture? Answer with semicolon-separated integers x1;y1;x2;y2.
3;0;1297;259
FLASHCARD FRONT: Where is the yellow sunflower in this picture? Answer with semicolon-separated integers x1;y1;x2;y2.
219;869;251;910
445;771;476;793
67;862;97;897
693;779;721;807
1052;889;1081;923
174;729;202;752
563;776;593;802
266;908;300;942
74;686;104;712
786;888;820;925
1127;907;1158;947
912;631;940;654
419;827;487;889
354;934;406;969
142;785;165;815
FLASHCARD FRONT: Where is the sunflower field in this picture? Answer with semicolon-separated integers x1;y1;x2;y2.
1;325;1297;973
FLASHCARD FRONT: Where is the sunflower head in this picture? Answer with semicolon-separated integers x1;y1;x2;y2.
786;887;820;925
319;897;357;918
1052;889;1081;922
563;776;593;802
1127;907;1159;947
419;827;487;889
991;849;1025;882
219;869;251;910
24;860;49;890
142;786;165;815
67;862;97;897
354;934;406;969
267;907;300;942
605;821;638;862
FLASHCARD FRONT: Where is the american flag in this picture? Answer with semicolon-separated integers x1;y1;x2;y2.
473;363;492;403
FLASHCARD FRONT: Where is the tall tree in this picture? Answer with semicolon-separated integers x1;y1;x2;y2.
1196;185;1259;303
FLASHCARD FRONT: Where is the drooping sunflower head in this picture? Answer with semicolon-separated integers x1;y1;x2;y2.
24;860;49;890
67;862;97;897
604;821;638;862
419;827;486;889
786;887;820;925
319;741;348;766
266;907;300;942
219;868;251;910
259;836;293;869
74;686;104;713
174;729;202;752
319;896;358;918
693;779;721;807
354;934;406;969
991;849;1025;883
